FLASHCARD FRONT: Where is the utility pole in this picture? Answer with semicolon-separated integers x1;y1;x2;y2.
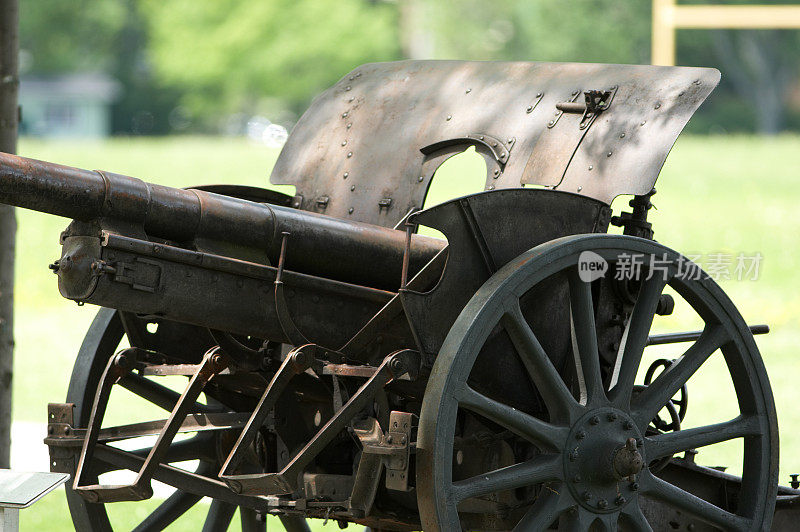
0;0;18;469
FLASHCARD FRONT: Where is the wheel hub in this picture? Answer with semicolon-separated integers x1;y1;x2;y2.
564;408;645;514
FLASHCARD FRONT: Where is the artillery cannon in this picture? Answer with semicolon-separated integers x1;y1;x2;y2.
3;61;795;530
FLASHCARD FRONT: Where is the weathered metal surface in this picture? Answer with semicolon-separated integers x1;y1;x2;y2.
416;234;778;531
401;188;610;359
0;58;783;530
0;152;443;289
271;60;719;226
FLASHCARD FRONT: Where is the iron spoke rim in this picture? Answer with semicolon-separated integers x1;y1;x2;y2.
240;507;267;532
201;500;237;532
631;324;727;429
126;433;218;464
557;507;594;531
417;235;777;531
457;385;568;450
640;473;752;531
119;311;150;349
450;454;562;503
118;372;220;414
512;488;572;531
609;276;667;408
567;268;604;406
503;302;581;422
645;415;760;461
131;489;203;532
619;504;653;531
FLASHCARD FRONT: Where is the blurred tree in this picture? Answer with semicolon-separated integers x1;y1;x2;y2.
427;0;651;64
19;0;179;134
680;0;800;134
141;0;401;126
19;0;126;73
108;0;181;135
0;0;16;471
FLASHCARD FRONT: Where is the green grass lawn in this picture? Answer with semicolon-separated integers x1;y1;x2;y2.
9;134;800;529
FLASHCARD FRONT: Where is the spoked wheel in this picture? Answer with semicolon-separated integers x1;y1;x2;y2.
417;234;777;531
63;308;311;532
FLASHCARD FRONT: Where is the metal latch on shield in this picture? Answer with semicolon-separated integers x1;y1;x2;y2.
552;88;617;130
92;257;163;293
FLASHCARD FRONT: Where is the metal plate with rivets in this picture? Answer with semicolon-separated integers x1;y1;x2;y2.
270;61;719;226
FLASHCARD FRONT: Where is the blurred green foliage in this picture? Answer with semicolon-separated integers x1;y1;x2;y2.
15;0;800;133
139;0;401;123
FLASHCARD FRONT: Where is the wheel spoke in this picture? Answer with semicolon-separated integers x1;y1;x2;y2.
118;372;220;413
127;433;217;463
457;386;568;450
503;303;580;421
646;415;760;461
119;311;150;349
451;454;561;502
632;325;726;428
279;515;312;532
619;505;652;531
610;276;667;407
240;507;266;532
557;507;594;531
512;488;572;531
201;500;237;532
640;474;752;531
131;489;202;532
595;513;619;531
568;269;604;405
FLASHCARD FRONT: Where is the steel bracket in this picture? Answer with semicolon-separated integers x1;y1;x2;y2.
223;350;418;497
45;403;79;474
71;347;230;503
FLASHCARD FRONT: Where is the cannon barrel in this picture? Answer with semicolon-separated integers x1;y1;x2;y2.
0;152;443;290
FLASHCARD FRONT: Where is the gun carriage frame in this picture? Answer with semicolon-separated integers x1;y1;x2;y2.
0;60;792;530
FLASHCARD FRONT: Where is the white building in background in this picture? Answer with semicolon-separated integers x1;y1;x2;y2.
19;73;121;138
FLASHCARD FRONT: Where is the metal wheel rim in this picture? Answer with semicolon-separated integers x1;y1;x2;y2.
417;234;778;531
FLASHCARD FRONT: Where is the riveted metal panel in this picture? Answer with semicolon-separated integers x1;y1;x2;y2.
270;60;719;227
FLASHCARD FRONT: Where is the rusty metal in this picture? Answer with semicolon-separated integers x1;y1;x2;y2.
46;410;250;447
219;345;315;484
271;61;718;222
0;152;443;290
0;59;787;530
226;349;419;497
73;347;231;503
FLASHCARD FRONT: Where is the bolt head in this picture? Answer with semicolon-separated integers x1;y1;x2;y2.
615;495;626;505
582;491;592;501
630;482;639;491
623;420;634;430
572;474;582;483
607;412;617;422
569;450;578;462
589;416;600;425
597;498;608;509
576;430;586;440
